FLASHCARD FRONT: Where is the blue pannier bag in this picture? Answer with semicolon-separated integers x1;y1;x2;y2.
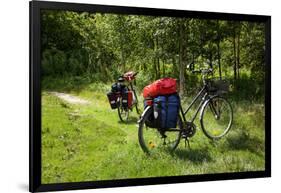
153;94;180;129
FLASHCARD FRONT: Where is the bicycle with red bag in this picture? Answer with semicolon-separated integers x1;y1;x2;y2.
138;65;233;154
107;71;140;122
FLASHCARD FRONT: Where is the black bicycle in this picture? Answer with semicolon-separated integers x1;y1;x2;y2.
116;71;140;122
138;65;233;154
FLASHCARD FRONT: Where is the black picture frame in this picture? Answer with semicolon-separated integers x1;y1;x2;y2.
29;0;271;192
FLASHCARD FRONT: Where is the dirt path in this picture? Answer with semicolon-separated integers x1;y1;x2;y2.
50;92;91;105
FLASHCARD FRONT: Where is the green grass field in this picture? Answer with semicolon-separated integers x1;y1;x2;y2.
41;82;265;184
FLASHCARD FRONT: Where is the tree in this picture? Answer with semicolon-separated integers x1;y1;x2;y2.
41;9;266;99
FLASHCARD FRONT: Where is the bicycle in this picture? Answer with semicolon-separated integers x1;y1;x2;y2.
138;65;233;154
116;71;140;122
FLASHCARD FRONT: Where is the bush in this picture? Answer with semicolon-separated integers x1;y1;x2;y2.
229;73;264;102
135;70;153;90
42;49;67;76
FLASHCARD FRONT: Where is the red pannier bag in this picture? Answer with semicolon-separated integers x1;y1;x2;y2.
143;78;177;98
127;91;133;107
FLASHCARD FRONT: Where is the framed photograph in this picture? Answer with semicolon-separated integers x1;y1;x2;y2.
30;0;271;192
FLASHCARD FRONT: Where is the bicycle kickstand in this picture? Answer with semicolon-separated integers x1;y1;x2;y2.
184;138;191;149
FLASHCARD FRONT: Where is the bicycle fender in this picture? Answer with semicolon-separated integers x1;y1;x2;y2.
137;106;152;124
199;95;219;122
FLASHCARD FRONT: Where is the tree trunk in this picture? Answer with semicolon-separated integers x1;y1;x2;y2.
216;20;222;80
121;49;125;72
162;59;165;77
156;37;160;79
237;28;241;79
217;41;222;79
87;53;92;74
153;37;160;79
156;57;160;79
233;31;237;80
172;56;177;76
153;57;158;79
179;19;185;96
209;52;213;69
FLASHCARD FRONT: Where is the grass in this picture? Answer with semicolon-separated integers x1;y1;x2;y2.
41;81;265;184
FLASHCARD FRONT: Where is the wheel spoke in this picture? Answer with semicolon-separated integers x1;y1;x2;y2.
138;108;181;154
201;96;233;139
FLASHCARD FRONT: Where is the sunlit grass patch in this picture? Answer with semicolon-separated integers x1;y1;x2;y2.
41;82;265;183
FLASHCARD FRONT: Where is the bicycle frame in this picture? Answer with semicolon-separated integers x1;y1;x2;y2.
179;85;209;124
128;82;139;106
139;68;218;129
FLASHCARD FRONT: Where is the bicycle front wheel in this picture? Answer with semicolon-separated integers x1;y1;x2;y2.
200;96;233;140
138;107;182;154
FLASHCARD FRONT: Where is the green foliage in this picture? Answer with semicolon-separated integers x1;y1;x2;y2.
41;10;265;100
229;73;265;102
136;70;154;90
42;49;67;76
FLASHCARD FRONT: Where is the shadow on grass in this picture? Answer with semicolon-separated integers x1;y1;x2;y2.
171;148;212;164
118;116;139;125
226;131;264;156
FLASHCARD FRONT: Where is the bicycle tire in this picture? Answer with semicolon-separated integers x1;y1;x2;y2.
200;95;233;140
117;97;129;122
138;107;182;154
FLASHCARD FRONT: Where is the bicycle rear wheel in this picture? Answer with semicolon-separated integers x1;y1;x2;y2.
200;96;233;140
138;107;182;154
117;98;129;122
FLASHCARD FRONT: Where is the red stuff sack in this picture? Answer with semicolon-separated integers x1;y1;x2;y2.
127;91;133;107
143;78;177;98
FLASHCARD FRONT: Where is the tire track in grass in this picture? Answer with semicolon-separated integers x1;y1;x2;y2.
50;91;91;105
43;92;132;182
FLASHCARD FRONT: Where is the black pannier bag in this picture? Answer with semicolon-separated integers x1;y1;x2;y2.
121;89;133;109
111;82;121;93
145;114;157;128
107;92;118;109
111;82;126;93
143;99;160;128
108;80;129;109
122;90;128;108
143;99;157;128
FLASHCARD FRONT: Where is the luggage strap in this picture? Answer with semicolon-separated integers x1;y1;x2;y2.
165;95;169;128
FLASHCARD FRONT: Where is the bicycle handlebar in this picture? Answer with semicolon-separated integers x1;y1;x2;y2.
119;71;139;82
192;68;213;74
122;71;139;77
192;70;201;73
187;62;213;75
